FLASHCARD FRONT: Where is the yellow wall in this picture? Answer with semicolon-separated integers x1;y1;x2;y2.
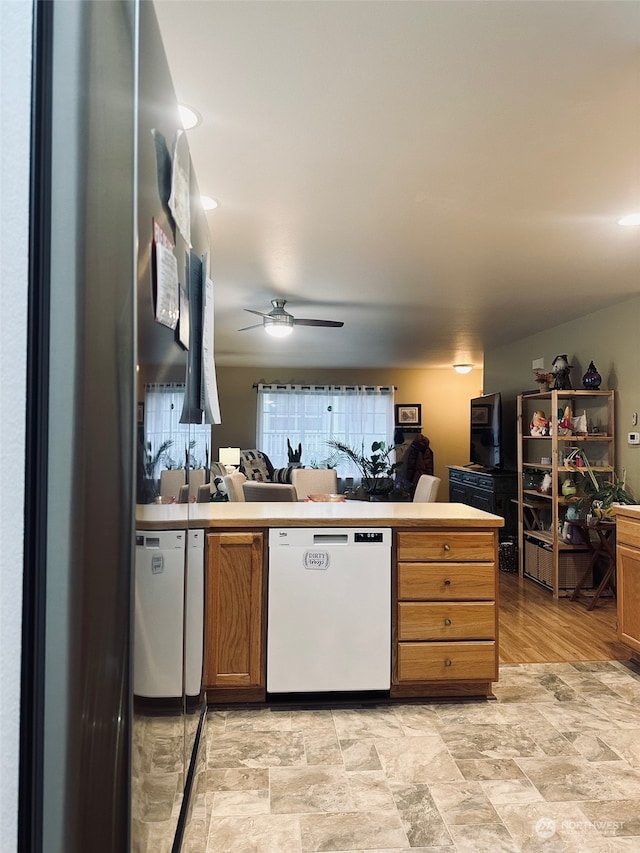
484;294;640;500
212;366;483;496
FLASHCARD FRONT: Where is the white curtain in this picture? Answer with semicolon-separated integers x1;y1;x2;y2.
144;383;210;471
256;384;395;477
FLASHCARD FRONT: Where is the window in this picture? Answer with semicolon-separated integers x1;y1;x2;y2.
144;383;210;471
256;384;395;477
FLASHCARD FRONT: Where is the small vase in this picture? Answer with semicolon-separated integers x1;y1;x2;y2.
582;361;602;390
562;479;577;499
538;382;549;393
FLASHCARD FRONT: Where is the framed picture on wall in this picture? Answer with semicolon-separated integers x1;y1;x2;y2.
137;402;145;426
471;405;490;425
395;403;422;428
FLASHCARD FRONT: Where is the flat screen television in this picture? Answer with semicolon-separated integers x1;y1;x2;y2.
470;392;503;470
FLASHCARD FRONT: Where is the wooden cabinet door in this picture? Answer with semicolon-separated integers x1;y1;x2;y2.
205;532;265;690
618;543;640;654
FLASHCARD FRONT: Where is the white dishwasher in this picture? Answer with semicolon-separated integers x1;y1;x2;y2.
267;527;391;693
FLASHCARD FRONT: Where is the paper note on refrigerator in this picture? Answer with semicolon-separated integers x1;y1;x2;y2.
201;275;221;424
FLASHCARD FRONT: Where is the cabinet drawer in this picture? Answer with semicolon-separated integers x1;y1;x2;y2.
397;531;495;562
617;519;640;550
398;562;495;600
397;641;496;682
398;602;495;641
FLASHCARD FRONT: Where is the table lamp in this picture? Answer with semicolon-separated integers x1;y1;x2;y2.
219;446;241;473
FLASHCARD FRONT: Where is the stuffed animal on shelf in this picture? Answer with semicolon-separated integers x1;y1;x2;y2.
530;410;550;436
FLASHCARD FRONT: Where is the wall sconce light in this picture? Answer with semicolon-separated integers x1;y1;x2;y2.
453;364;473;374
219;446;241;472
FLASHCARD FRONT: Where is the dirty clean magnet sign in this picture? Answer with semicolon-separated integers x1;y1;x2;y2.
303;550;330;570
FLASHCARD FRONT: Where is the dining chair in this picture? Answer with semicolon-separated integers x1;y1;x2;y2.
222;472;247;502
413;474;441;502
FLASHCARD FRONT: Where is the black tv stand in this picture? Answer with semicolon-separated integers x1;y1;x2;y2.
448;466;517;539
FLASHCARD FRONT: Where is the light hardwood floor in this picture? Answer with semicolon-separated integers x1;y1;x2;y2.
499;571;629;663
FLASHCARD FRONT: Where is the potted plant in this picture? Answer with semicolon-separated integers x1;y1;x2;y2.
590;476;636;520
565;448;635;520
533;371;554;392
326;439;397;498
141;439;173;501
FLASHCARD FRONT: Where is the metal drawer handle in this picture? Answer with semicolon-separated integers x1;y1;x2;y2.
443;578;451;586
444;618;452;626
443;543;451;552
445;658;452;666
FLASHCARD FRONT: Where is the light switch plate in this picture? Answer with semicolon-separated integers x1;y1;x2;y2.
628;432;640;445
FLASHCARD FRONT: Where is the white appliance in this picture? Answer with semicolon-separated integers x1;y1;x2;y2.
267;527;391;693
134;530;186;698
185;529;205;698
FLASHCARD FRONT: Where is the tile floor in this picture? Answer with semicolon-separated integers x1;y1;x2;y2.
199;661;640;852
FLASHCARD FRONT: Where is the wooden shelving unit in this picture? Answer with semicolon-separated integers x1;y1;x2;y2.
516;390;615;597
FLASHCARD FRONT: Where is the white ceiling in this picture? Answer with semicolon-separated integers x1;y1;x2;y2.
154;0;640;370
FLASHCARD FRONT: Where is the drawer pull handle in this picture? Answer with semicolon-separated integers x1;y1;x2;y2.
443;578;452;586
444;618;452;626
445;658;452;667
443;543;451;552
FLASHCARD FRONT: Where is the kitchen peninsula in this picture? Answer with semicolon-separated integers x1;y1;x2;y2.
136;502;503;704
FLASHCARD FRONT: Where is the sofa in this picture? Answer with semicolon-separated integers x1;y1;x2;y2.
228;450;338;501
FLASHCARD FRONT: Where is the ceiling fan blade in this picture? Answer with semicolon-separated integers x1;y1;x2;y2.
244;308;274;319
294;318;344;328
237;322;264;331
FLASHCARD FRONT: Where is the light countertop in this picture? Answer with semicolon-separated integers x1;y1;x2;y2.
613;505;640;523
135;501;505;531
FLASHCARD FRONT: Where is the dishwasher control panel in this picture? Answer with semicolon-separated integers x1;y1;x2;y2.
354;531;385;543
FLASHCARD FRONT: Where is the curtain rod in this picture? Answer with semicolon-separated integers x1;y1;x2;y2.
253;383;397;391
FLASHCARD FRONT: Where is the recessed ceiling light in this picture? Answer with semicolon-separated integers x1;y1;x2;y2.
201;196;219;211
617;213;640;227
453;364;473;374
178;103;201;130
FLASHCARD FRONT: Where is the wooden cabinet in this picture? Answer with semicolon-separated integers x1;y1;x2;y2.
616;510;640;661
205;531;266;702
392;528;499;698
448;467;517;538
517;390;615;597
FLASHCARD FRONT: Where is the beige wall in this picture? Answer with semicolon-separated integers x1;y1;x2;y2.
484;295;640;500
212;367;483;496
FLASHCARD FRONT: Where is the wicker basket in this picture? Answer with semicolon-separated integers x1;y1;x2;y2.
524;538;592;590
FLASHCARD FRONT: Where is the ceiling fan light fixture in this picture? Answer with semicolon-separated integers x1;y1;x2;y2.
453;364;473;374
264;323;293;338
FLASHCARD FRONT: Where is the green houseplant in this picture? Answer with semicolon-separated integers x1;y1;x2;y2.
141;439;173;501
565;448;635;519
325;439;397;497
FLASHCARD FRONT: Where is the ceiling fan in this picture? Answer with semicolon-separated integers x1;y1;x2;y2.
238;298;344;338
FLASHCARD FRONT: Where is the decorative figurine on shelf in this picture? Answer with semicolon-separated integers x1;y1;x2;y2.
551;354;573;390
538;472;553;494
530;409;550;436
558;405;572;436
582;360;602;390
561;479;577;498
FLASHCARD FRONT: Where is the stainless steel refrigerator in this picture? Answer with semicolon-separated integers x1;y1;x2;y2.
21;2;209;850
